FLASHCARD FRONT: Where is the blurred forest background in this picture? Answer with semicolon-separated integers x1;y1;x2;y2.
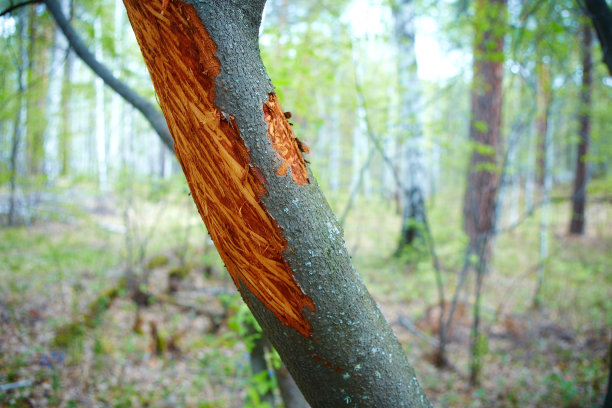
1;0;611;406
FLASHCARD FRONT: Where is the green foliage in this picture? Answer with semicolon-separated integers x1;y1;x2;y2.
224;294;262;353
146;253;169;269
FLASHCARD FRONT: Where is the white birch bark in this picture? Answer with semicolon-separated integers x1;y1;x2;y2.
328;94;341;193
44;0;70;181
393;0;427;244
94;17;108;191
109;0;125;177
535;106;554;305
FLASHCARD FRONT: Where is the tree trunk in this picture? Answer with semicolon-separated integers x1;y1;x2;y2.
93;16;109;191
276;361;310;408
464;0;506;386
8;7;29;227
533;99;553;309
25;7;49;177
392;0;427;249
584;0;612;75
350;105;371;201
463;0;506;263
109;0;126;176
604;342;612;408
246;322;276;407
569;23;592;235
535;59;551;187
122;1;432;406
59;0;73;177
43;0;69;182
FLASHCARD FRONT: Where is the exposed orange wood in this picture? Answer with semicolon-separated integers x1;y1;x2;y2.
123;0;314;337
263;94;310;185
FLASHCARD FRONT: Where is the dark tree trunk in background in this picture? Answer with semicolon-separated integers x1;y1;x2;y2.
569;23;592;235
604;342;612;408
463;0;506;263
584;0;612;75
123;1;431;407
246;322;276;407
276;361;310;408
464;0;506;386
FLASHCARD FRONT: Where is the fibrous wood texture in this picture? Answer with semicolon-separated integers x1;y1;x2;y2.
123;0;314;337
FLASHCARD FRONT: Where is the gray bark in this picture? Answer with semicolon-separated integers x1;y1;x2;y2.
43;0;174;151
130;1;432;406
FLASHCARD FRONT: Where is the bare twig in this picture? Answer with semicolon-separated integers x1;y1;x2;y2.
0;379;33;391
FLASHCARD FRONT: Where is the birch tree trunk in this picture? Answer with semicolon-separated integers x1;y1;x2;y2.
392;0;427;248
8;8;29;226
93;16;108;191
109;0;125;176
122;1;432;406
328;96;341;193
534;102;553;308
59;0;73;176
25;8;49;177
535;59;551;188
43;0;70;181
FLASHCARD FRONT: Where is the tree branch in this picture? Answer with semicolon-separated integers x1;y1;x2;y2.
583;0;612;75
43;0;174;150
0;0;40;17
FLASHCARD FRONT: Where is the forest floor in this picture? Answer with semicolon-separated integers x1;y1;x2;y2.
0;177;611;407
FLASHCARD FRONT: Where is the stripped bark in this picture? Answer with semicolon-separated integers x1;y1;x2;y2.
122;1;431;406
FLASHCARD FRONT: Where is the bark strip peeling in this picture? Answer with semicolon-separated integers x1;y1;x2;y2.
263;93;309;185
122;0;314;337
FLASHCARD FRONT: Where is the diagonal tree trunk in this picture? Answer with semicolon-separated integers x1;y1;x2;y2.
122;1;431;406
584;0;612;75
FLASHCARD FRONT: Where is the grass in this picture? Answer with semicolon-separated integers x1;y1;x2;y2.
0;178;610;407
